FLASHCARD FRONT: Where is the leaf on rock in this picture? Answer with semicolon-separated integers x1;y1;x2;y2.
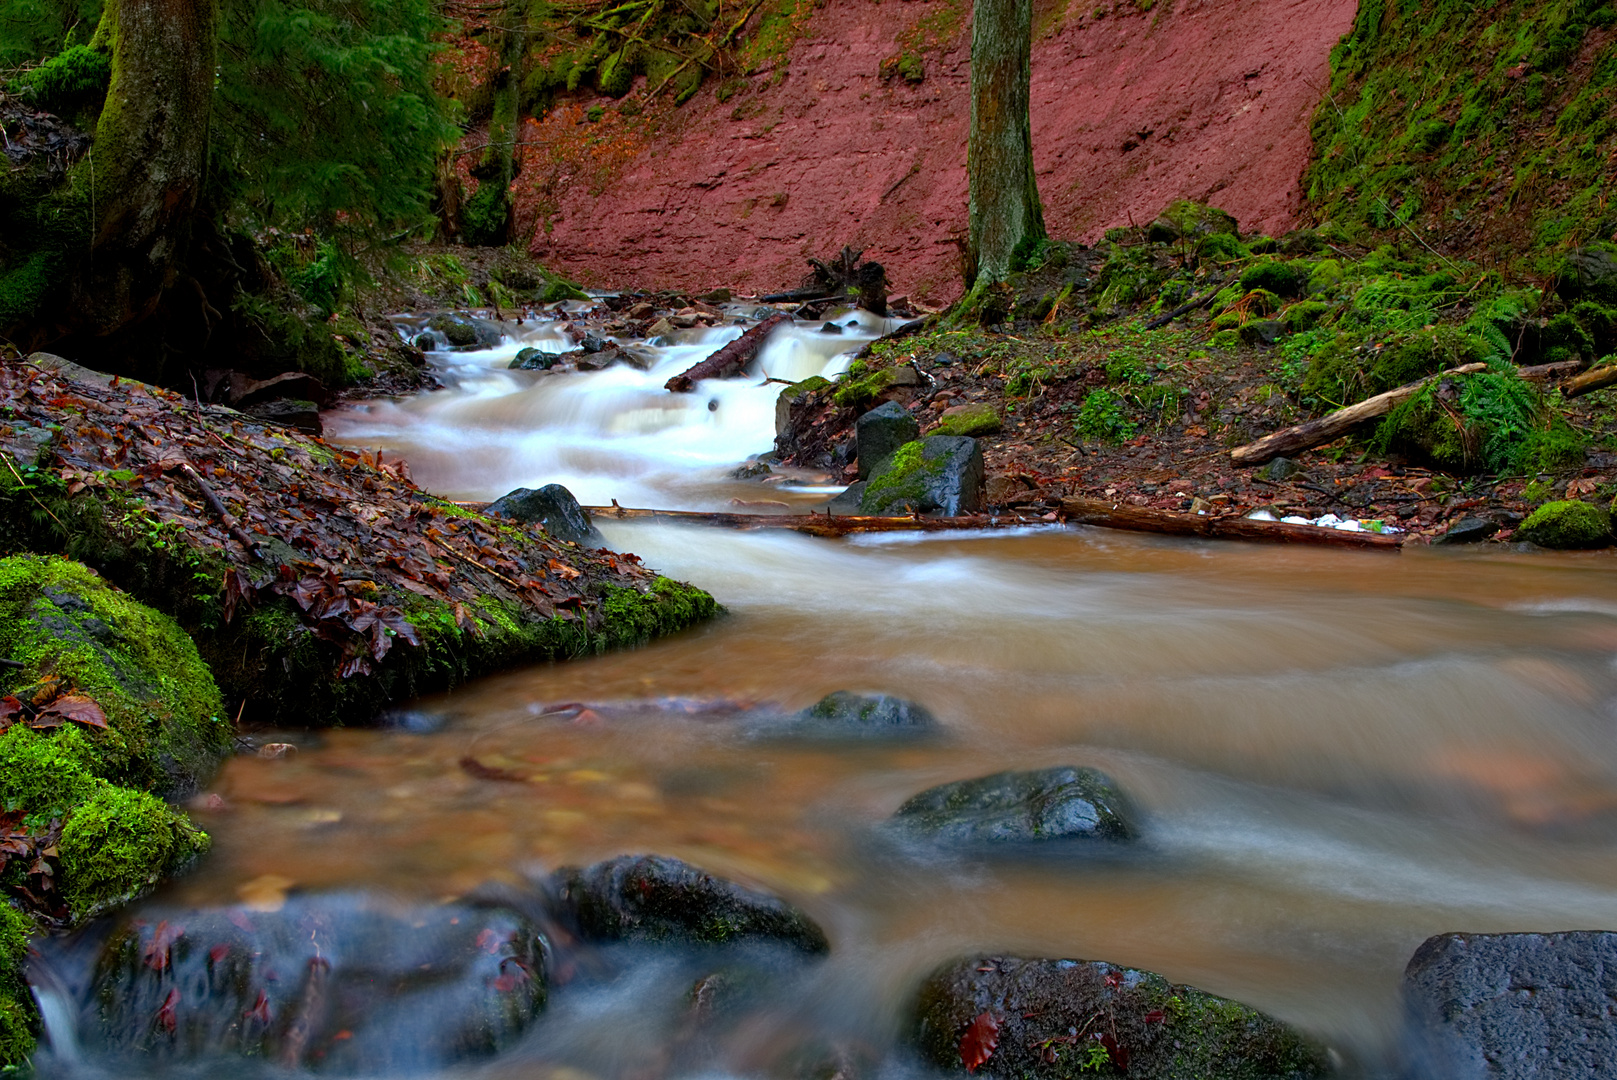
33;694;109;730
960;1011;1001;1074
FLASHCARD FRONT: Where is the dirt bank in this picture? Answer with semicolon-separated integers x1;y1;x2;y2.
520;0;1358;303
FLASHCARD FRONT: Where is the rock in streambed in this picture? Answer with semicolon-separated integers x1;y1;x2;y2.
88;893;547;1072
892;766;1136;845
485;483;604;546
1403;930;1617;1080
550;854;829;954
914;955;1331;1079
750;690;938;741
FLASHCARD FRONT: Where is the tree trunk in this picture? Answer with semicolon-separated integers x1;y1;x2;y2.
966;0;1044;288
462;10;526;246
75;0;217;338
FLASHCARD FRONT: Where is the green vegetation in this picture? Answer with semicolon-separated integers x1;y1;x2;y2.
1516;498;1613;547
57;783;209;917
1306;0;1617;270
860;440;941;511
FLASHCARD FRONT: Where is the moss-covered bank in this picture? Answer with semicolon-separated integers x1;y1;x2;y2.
0;554;222;1068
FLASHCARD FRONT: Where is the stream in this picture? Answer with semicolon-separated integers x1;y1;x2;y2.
29;307;1617;1077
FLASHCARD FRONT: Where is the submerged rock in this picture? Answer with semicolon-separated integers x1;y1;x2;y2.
855;401;920;480
860;436;984;516
485;484;603;546
915;955;1330;1080
891;766;1136;845
1404;931;1617;1080
510;346;557;370
89;893;547;1073
757;691;938;740
551;855;829;955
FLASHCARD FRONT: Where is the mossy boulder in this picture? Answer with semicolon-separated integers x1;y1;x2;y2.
1555;243;1617;305
1146;200;1239;243
855;401;922;479
860;437;984;516
1516;500;1612;549
0;555;230;797
833;364;921;411
551;855;829;954
892;766;1136;846
933;402;1003;438
1239;261;1310;298
1280;301;1333;333
0;902;34;1067
755;691;939;741
914;955;1331;1079
1306;259;1344;297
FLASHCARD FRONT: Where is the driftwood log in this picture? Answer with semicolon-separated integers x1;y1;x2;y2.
665;313;790;392
583;503;1043;537
1230;361;1586;466
1060;497;1403;549
1563;362;1617;397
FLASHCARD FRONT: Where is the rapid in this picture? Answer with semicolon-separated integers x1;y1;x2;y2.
27;307;1617;1078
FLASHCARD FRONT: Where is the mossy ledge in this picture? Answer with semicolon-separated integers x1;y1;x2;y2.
0;555;222;1068
0;358;720;729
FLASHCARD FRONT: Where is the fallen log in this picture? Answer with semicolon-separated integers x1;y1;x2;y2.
1143;273;1233;330
665;313;791;392
582;503;1044;537
1229;363;1489;466
1059;497;1403;549
1563;362;1617;397
1230;361;1584;466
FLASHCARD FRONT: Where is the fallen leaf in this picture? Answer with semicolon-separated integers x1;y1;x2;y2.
34;695;109;730
960;1011;1000;1073
143;920;185;972
155;987;180;1034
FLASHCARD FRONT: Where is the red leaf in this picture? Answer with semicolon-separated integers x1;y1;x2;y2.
242;989;271;1025
155;987;180;1033
1098;1032;1129;1071
0;697;23;724
143;920;185;972
1142;1009;1165;1024
34;695;109;730
208;944;231;965
960;1011;1000;1073
475;928;501;954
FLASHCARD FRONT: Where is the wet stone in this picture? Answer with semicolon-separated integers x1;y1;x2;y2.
892;766;1136;845
1403;931;1617;1080
509;346;556;371
860;435;984;516
87;893;547;1073
855;401;921;480
551;854;830;955
485;483;602;547
730;460;772;479
756;691;938;741
915;955;1331;1080
1433;515;1500;545
1258;456;1302;481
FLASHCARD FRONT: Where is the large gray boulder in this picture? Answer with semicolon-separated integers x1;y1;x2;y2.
859;436;983;516
88;893;547;1072
1403;931;1617;1079
485;483;602;546
914;954;1330;1080
892;766;1136;845
550;855;829;955
1555;242;1617;303
855;401;920;480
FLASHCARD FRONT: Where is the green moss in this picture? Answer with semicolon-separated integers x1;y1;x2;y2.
0;555;229;795
1517;499;1612;548
1210;328;1242;349
599;577;720;647
1239;261;1310;297
0;724;100;824
1307;259;1344;296
933;402;1002;437
0;900;33;1067
1281;300;1333;332
58;784;209;919
538;276;590;304
860;441;939;512
781;375;830;404
833;365;906;410
8;43;111;112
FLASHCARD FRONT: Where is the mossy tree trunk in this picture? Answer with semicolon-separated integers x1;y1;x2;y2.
461;7;526;246
73;0;218;338
965;0;1044;290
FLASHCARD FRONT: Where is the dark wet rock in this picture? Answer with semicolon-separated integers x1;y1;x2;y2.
241;398;322;436
413;332;436;351
1238;319;1285;346
826;482;866;515
89;893;547;1072
427;313;502;349
860;436;983;516
551;855;829;955
1555;242;1617;304
1433;515;1500;545
580;332;609;353
510;346;557;370
819;321;845;334
1258;456;1302;481
892;766;1135;844
915;954;1330;1080
759;691;938;740
1403;931;1617;1080
855;401;922;480
933;351;962;367
485;484;603;546
731;461;772;479
698;288;733;305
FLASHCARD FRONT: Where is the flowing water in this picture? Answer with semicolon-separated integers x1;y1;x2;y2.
30;309;1617;1077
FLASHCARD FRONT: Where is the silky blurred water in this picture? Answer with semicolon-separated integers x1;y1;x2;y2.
30;309;1617;1078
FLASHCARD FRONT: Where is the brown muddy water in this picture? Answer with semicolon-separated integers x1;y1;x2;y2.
30;310;1617;1078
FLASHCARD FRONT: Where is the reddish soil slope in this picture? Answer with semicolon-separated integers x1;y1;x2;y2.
521;0;1358;303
